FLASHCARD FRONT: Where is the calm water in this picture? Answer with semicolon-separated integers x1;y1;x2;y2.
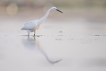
0;17;106;71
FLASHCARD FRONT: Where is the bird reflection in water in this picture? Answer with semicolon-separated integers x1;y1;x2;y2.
22;36;62;64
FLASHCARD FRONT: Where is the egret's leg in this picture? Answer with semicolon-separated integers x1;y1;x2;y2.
28;32;30;36
34;32;35;36
34;36;35;41
27;30;30;36
34;30;36;36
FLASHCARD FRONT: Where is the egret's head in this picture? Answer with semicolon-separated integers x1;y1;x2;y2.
51;7;63;13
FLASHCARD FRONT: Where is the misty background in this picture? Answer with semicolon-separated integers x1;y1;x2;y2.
0;0;106;20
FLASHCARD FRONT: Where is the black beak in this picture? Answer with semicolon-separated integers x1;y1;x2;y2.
56;9;63;13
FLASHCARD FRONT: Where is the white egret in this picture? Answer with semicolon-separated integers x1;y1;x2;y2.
21;7;63;36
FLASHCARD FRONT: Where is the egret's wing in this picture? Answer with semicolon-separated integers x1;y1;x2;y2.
21;20;38;30
24;22;35;30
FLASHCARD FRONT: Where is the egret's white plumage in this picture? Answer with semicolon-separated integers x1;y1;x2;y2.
21;7;63;36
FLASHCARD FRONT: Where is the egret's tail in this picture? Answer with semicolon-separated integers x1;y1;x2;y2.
21;27;25;30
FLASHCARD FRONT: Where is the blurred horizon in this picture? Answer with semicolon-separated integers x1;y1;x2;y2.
0;0;106;22
0;0;106;8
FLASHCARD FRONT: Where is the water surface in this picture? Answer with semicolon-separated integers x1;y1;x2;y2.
0;18;106;71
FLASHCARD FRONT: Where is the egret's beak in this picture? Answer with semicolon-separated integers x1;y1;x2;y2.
56;9;63;13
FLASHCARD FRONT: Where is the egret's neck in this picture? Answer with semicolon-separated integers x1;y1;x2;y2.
39;8;52;23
